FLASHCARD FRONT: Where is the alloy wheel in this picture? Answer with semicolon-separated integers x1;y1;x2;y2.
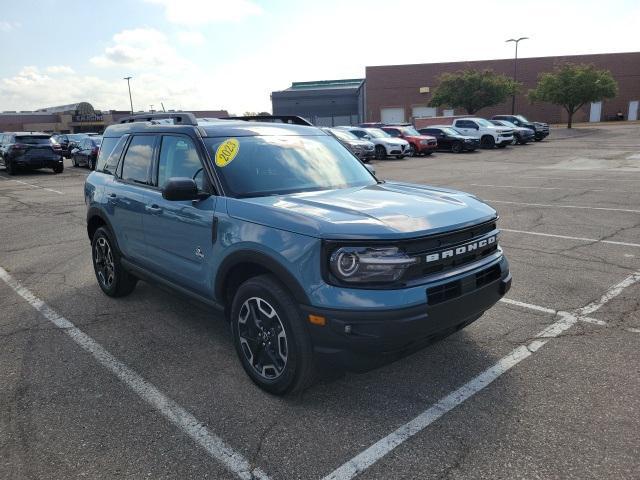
238;297;288;380
94;237;115;288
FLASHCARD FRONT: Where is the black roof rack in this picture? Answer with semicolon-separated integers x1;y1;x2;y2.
119;112;198;126
222;115;313;126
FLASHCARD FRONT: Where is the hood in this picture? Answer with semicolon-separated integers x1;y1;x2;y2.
348;139;375;147
226;182;497;240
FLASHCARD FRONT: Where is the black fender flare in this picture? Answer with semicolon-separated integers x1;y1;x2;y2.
215;250;310;305
86;207;121;251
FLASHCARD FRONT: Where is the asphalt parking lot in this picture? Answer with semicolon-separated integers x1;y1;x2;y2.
1;123;639;479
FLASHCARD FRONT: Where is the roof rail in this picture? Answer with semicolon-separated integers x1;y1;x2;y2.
118;112;198;126
222;115;313;126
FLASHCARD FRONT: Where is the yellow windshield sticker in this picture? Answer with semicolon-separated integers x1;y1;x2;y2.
215;138;240;167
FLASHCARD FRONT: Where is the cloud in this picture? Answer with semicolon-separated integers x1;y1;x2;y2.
145;0;261;25
46;65;75;75
90;28;189;69
0;21;20;32
176;31;205;46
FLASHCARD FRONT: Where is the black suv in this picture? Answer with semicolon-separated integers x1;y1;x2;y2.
0;132;64;175
491;115;549;141
419;126;479;153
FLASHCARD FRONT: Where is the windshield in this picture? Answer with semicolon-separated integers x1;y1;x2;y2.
402;127;421;136
331;129;358;141
441;127;460;135
475;118;494;127
515;115;529;122
499;120;517;128
205;135;376;198
365;128;390;138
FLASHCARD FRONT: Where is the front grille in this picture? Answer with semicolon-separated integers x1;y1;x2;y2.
427;280;461;305
426;263;501;305
402;220;499;282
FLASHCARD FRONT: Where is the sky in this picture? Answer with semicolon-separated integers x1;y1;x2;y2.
1;0;639;115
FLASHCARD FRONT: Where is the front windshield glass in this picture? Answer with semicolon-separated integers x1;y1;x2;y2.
205;135;376;198
365;128;390;138
403;127;421;136
441;127;459;135
475;118;493;127
331;129;358;141
515;115;529;122
499;120;517;128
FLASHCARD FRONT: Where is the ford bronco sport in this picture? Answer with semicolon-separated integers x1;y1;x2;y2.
85;113;511;394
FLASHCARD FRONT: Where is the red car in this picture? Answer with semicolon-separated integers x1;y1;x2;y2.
380;126;437;156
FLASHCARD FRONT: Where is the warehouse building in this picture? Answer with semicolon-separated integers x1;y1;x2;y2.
271;79;365;126
366;51;640;125
0;102;229;133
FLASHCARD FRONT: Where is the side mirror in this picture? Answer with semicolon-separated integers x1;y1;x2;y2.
162;177;203;201
365;164;376;176
363;135;371;140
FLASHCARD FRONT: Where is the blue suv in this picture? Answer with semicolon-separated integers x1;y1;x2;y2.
85;113;511;394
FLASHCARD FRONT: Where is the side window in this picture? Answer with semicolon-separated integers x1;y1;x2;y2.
157;135;206;190
352;130;365;138
387;129;400;137
102;136;128;175
121;135;156;184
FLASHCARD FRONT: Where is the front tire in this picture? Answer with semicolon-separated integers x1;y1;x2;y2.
375;145;386;160
91;227;137;297
451;141;463;153
53;164;64;174
230;274;315;395
480;135;495;149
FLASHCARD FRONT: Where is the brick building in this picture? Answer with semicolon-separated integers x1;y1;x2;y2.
365;51;640;125
0;102;229;133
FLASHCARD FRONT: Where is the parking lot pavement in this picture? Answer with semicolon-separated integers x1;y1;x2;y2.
1;123;639;479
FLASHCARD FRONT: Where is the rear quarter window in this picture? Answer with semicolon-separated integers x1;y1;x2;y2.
96;136;128;175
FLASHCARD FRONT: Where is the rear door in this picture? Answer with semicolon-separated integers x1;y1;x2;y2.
142;134;217;295
454;120;480;138
104;134;157;264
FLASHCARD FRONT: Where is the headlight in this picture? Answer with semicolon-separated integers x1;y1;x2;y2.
329;246;417;283
420;139;429;145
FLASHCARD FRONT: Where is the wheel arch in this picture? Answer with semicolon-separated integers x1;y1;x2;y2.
215;250;310;311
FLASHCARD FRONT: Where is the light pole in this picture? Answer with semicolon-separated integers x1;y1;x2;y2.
506;37;528;114
123;76;134;114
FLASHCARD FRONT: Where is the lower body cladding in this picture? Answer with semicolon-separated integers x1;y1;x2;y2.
303;255;511;371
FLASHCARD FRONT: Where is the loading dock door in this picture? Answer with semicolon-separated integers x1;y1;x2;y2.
381;108;405;124
589;102;602;122
629;101;639;121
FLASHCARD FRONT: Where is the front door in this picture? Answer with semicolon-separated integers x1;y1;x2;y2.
142;134;216;296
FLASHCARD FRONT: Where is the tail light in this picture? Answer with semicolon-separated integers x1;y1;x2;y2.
11;143;27;151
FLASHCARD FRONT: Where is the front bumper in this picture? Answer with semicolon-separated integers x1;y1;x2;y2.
496;136;513;146
302;256;511;371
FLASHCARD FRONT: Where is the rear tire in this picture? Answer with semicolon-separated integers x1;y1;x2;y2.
91;226;137;297
451;142;463;153
53;164;63;174
230;274;315;395
480;135;495;149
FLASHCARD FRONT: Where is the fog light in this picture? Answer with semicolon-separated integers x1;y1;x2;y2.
308;314;326;326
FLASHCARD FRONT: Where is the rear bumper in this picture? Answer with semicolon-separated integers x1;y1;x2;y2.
302;256;511;371
12;155;63;169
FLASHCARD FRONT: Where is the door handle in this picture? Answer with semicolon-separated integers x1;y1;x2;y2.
108;193;117;198
145;204;163;214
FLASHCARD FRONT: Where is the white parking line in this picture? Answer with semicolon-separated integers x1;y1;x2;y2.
515;175;640;183
322;272;640;480
499;298;606;325
0;177;64;195
626;328;640;334
486;199;640;214
471;183;608;192
501;228;640;248
0;266;271;480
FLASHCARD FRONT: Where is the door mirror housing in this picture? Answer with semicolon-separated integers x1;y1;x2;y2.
162;177;207;201
363;135;371;140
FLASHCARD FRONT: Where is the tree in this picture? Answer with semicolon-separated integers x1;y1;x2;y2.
528;64;618;128
429;69;520;115
243;111;271;116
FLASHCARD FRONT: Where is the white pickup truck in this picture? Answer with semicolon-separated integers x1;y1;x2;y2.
451;117;514;148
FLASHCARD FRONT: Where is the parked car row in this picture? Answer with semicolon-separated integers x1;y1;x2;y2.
333;113;550;159
0;131;103;175
0;132;65;175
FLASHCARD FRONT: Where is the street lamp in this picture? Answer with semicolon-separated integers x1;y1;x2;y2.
123;76;134;114
506;37;528;114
